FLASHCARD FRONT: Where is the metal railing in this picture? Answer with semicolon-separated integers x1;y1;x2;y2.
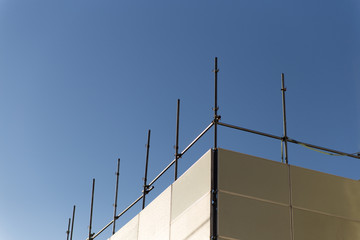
66;57;359;240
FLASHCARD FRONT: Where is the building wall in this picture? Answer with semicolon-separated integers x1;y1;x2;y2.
110;148;360;240
218;148;360;240
109;149;211;240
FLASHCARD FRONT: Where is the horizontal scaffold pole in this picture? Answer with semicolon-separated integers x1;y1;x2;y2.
218;121;360;160
148;121;214;186
87;122;214;240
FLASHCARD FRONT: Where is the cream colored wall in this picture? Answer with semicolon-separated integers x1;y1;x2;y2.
218;148;291;240
218;148;360;240
291;165;360;240
110;148;360;240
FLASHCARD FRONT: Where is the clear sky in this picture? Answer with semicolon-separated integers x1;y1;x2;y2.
0;0;359;240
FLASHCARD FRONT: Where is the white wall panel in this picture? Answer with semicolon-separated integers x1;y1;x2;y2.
170;193;210;240
171;150;211;221
138;186;171;240
218;191;291;240
108;215;139;240
291;166;360;221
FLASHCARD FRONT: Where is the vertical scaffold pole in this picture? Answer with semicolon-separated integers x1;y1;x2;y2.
112;158;120;235
88;179;95;240
66;218;71;240
175;99;180;181
281;73;289;164
211;57;219;240
213;57;219;150
142;130;151;209
70;205;75;240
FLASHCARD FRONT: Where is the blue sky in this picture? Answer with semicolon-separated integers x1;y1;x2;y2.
0;0;359;240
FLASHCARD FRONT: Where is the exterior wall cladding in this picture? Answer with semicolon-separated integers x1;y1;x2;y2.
109;148;360;240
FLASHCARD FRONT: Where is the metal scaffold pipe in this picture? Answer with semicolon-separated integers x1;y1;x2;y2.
66;218;71;240
281;73;289;164
175;99;180;181
112;158;120;235
142;130;151;209
218;121;360;160
88;179;95;240
213;57;219;150
70;205;75;240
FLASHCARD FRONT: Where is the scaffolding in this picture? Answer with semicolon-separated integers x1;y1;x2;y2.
66;58;360;240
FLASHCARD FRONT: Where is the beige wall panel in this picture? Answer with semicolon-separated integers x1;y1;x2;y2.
108;215;139;240
138;186;171;240
218;148;289;204
291;166;360;221
218;192;291;240
171;150;211;220
218;238;243;240
170;193;210;240
293;208;360;240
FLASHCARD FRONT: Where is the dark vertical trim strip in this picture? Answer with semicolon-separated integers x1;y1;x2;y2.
210;149;218;240
288;164;294;240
